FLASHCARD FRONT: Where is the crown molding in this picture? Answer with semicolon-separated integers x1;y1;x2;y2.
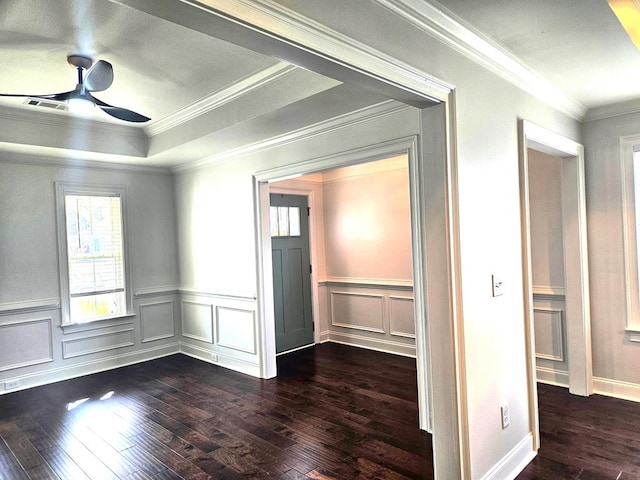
584;99;640;122
0;104;145;139
0;147;171;175
192;0;453;103
144;62;297;136
374;0;588;121
172;100;409;173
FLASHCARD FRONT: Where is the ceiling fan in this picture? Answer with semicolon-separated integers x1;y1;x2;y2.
0;55;150;123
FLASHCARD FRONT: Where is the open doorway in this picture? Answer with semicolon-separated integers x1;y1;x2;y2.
269;154;416;359
519;120;593;449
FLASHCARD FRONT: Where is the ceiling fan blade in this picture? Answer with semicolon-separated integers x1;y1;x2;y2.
89;94;150;123
84;60;114;92
0;90;77;101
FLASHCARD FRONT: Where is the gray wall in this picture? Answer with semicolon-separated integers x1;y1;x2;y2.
0;160;180;391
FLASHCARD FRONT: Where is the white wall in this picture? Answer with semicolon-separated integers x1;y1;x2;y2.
0;159;180;392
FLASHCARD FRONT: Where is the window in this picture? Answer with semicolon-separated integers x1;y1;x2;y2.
270;206;300;237
621;137;640;332
56;183;131;324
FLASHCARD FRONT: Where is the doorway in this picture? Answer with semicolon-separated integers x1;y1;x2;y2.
270;193;314;354
519;120;593;447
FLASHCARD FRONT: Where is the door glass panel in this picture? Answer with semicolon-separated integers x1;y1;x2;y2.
270;206;280;237
289;207;300;236
278;206;290;236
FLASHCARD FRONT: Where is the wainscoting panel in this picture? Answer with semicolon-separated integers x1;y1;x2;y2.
62;328;135;359
319;280;416;357
140;300;175;343
181;301;214;343
330;291;385;333
389;295;415;338
533;308;564;362
216;307;256;354
0;318;53;371
533;287;568;386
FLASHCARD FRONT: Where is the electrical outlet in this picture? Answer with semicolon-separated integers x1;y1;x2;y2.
501;403;510;429
4;379;21;391
492;274;504;297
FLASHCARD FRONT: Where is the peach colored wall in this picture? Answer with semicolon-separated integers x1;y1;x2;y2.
528;149;565;290
321;158;412;281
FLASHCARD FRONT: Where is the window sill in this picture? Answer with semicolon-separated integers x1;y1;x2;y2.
60;313;136;334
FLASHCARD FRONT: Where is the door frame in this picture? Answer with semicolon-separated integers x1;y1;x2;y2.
518;120;593;446
255;135;430;425
269;185;321;346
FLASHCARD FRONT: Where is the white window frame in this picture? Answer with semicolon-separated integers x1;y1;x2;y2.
55;182;133;325
621;135;640;332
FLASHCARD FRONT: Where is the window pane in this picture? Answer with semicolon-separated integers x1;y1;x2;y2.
289;207;300;236
70;291;125;322
278;206;290;236
270;206;280;237
65;193;125;322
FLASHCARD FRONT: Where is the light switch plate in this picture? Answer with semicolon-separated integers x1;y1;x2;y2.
492;275;504;297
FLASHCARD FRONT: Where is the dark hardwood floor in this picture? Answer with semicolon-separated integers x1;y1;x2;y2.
4;344;640;479
516;383;640;480
0;344;432;479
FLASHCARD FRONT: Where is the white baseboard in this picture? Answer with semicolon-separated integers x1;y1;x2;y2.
479;433;536;480
536;366;569;388
1;342;180;395
324;330;416;357
594;376;640;402
180;342;260;377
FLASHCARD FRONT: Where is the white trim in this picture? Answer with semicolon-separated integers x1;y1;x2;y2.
254;135;435;428
519;120;593;452
374;0;586;120
479;434;536;480
324;332;416;358
320;276;413;289
536;366;570;388
330;291;386;334
619;134;640;332
593;376;640;402
584;99;640;122
54;183;134;326
172;101;408;173
0;298;60;315
532;285;566;297
179;287;256;301
0;342;180;395
145;62;296;136
180;342;260;377
134;285;181;297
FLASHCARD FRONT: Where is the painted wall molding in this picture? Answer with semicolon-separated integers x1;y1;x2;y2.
326;331;416;358
134;285;181;297
146;62;296;136
0;298;60;316
179;287;257;302
536;366;570;388
1;342;180;395
532;285;566;297
172;101;409;173
374;0;586;120
319;276;413;290
594;376;640;402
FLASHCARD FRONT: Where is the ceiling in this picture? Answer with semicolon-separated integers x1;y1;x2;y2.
0;0;638;168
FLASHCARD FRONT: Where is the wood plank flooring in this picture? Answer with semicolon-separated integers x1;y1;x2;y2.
0;344;432;479
4;344;640;479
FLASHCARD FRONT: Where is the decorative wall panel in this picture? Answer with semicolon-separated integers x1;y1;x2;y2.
389;295;415;338
216;307;256;354
140;300;175;343
534;308;564;362
181;301;213;343
0;318;53;371
62;328;135;359
330;291;385;333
